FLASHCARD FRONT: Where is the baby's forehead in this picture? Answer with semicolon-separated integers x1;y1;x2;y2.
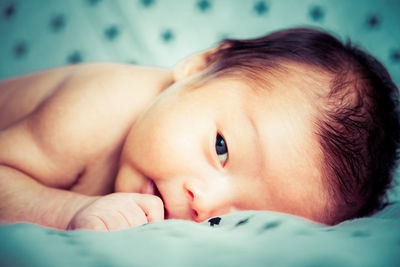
228;65;330;113
217;61;332;99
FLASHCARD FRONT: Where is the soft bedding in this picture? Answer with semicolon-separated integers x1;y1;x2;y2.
1;202;400;266
1;0;400;266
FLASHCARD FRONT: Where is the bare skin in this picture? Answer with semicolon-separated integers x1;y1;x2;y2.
0;63;172;230
0;50;329;231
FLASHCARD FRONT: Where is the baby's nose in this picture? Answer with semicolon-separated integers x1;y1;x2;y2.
184;180;234;222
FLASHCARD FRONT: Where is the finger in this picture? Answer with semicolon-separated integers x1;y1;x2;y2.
68;214;109;231
95;194;148;230
133;193;165;222
115;199;148;228
85;215;110;231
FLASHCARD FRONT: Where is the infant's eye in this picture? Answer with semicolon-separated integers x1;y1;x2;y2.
215;133;228;166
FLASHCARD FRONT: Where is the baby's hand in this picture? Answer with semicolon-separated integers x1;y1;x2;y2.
67;193;164;231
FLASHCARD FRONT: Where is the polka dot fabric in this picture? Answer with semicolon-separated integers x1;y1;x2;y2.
0;0;399;88
1;1;400;265
1;203;399;266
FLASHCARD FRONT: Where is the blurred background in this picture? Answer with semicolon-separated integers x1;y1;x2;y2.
0;0;400;199
0;0;399;83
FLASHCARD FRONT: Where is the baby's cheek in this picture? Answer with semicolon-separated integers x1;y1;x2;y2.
114;168;131;192
127;117;168;164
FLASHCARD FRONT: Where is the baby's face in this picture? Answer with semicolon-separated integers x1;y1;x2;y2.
117;73;329;223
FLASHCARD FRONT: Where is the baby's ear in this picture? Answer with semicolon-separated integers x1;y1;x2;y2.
172;47;218;82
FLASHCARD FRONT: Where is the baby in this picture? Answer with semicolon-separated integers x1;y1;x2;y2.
0;28;399;231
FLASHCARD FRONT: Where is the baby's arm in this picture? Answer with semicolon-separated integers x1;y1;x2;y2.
0;163;95;229
0;162;164;230
0;118;97;228
0;63;170;230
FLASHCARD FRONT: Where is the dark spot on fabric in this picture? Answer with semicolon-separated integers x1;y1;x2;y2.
50;14;66;32
322;228;336;232
3;3;16;19
309;6;324;22
13;41;28;58
87;0;102;6
263;220;281;230
67;51;83;64
235;218;249;227
140;0;156;8
390;50;400;63
104;25;120;41
197;0;211;12
208;217;221;227
351;230;371;238
254;1;268;16
161;29;174;43
367;14;380;28
127;59;138;65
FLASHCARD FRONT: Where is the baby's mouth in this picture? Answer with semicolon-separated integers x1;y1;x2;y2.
153;181;162;200
145;179;168;219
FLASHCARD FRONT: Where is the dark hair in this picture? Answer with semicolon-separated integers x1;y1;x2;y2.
206;27;400;223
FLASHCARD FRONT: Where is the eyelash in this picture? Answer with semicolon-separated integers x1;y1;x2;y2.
215;133;229;167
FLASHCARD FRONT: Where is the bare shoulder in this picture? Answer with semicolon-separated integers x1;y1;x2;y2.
28;63;172;164
0;63;172;188
0;63;171;129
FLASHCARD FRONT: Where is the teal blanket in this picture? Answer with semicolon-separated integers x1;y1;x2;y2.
1;0;399;87
1;203;400;266
1;1;400;266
